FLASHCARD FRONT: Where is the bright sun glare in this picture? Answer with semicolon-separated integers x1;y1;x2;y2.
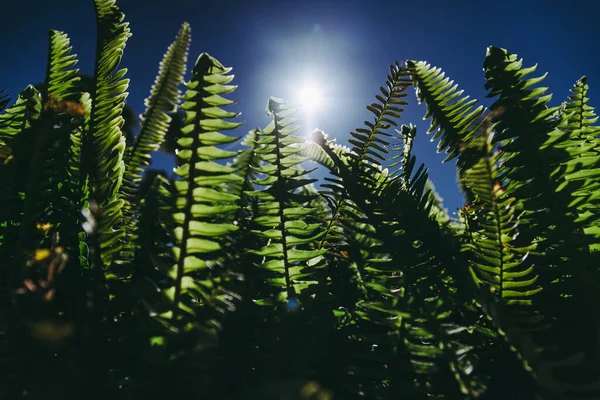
296;83;324;114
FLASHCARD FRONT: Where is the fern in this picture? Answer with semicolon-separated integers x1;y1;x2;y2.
43;30;81;102
160;52;242;328
560;77;600;249
482;47;571;244
409;60;486;161
482;46;600;399
117;22;191;281
315;122;485;398
0;85;41;148
84;0;131;272
459;118;543;370
22;29;84;268
249;97;326;306
0;86;43;278
122;22;190;202
348;62;411;172
3;2;600;398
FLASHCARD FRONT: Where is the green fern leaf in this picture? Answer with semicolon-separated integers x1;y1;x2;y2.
0;86;42;269
559;77;600;247
44;30;81;102
483;46;600;398
348;62;410;171
315;124;485;398
249;97;326;306
461;125;541;309
122;22;191;200
162;52;242;329
409;60;486;162
82;0;131;274
0;85;41;141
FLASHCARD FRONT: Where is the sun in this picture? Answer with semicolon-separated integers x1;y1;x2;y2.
295;82;324;114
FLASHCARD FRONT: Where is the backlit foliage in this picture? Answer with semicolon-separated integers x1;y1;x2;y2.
1;1;599;399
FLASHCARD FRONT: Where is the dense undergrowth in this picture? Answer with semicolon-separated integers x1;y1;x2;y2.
1;1;600;399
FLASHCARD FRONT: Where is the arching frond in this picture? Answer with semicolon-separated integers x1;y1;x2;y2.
117;22;191;278
409;60;486;161
304;130;352;173
348;62;410;171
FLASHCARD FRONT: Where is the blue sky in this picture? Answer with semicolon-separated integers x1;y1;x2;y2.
2;0;599;215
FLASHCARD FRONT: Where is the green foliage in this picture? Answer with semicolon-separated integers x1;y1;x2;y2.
163;52;242;328
122;22;191;202
1;2;600;400
249;97;325;306
409;60;485;162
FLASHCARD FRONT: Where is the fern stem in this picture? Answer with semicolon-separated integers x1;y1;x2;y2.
171;116;202;319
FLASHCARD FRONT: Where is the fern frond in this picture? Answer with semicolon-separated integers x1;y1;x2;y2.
560;77;600;246
482;46;597;262
0;86;42;272
82;0;131;272
139;54;247;397
563;76;599;134
122;22;191;200
409;60;486;161
116;22;191;280
461;123;541;316
132;170;173;313
483;47;563;221
303;140;336;171
371;152;484;399
160;52;242;329
348;62;410;171
315;126;485;398
249;97;326;306
34;30;87;271
424;178;450;225
15;104;83;269
0;85;41;141
44;30;81;102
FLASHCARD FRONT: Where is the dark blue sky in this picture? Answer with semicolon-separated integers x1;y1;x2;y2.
2;0;599;215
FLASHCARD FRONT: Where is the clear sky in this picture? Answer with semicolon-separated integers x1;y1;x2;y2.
2;0;599;215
